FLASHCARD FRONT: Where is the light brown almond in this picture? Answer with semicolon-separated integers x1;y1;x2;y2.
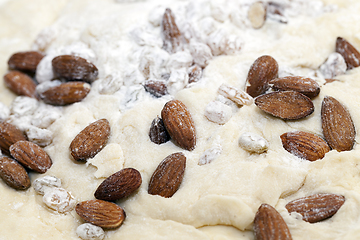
40;81;91;106
148;152;186;198
285;193;345;223
246;55;279;97
52;55;98;82
3;71;37;98
336;37;360;70
9;140;52;173
70;119;111;162
94;168;142;201
8;51;44;72
253;203;292;240
255;91;314;120
280;131;330;161
0;156;30;190
0;122;27;155
162;8;183;53
270;76;320;98
144;80;168;97
321;96;355;151
76;200;126;229
161;100;196;151
149;116;171;145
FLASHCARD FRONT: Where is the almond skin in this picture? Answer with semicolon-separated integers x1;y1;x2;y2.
40;81;91;106
285;193;345;223
149;116;171;145
0;156;30;190
255;91;314;120
254;203;292;240
52;55;98;82
3;71;37;98
280;131;330;161
8;51;44;72
161;100;196;151
246;55;278;98
148;152;186;198
270;76;320;98
10;140;52;173
0;122;27;155
94;168;142;201
70;119;111;162
76;200;126;229
336;37;360;70
321;96;355;151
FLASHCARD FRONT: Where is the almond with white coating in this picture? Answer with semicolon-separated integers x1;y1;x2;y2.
270;76;320;98
248;1;267;29
0;122;27;155
10;140;52;173
218;84;253;106
162;8;183;53
70;119;111;162
336;37;360;70
0;156;30;190
3;71;37;98
8;51;44;72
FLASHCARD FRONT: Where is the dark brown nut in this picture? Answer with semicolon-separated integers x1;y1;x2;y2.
336;37;360;70
3;71;37;98
270;76;320;98
161;8;183;53
144;79;168;97
149;116;171;145
0;122;27;155
8;51;44;72
0;156;30;190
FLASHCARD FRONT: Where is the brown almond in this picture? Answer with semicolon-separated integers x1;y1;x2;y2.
94;168;142;201
280;131;330;161
76;199;126;229
10;140;52;173
162;8;183;53
8;51;44;72
336;37;360;70
148;152;186;198
270;76;320;98
246;55;279;97
0;156;30;190
70;119;110;162
321;96;355;151
144;79;168;97
52;55;98;82
285;193;345;223
161;100;196;151
255;91;314;120
149;116;171;145
40;81;91;106
0;122;27;155
254;203;292;240
3;70;37;98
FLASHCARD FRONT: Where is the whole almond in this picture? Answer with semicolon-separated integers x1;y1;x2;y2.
144;80;168;97
3;70;37;98
52;55;98;82
148;152;186;198
40;81;91;106
161;100;196;151
246;55;278;98
162;8;183;53
94;168;142;201
0;156;30;190
280;131;330;161
70;119;110;162
255;91;314;120
321;96;355;151
8;51;44;72
285;193;345;223
0;122;27;155
336;37;360;70
76;199;126;229
10;140;52;173
270;76;320;98
149;116;171;145
248;1;267;29
253;203;292;240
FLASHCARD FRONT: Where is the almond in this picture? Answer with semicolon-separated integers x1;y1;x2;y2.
144;79;168;97
40;81;91;106
321;96;355;151
255;91;314;120
246;55;278;97
70;119;111;162
280;131;330;161
52;55;98;82
148;152;186;198
253;203;292;240
8;51;44;72
248;1;267;29
188;64;202;83
270;76;320;98
162;8;183;53
149;116;171;145
9;140;52;173
94;168;142;201
0;156;30;190
285;193;345;223
0;122;27;155
75;200;126;229
336;37;360;70
161;100;196;151
3;70;37;98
